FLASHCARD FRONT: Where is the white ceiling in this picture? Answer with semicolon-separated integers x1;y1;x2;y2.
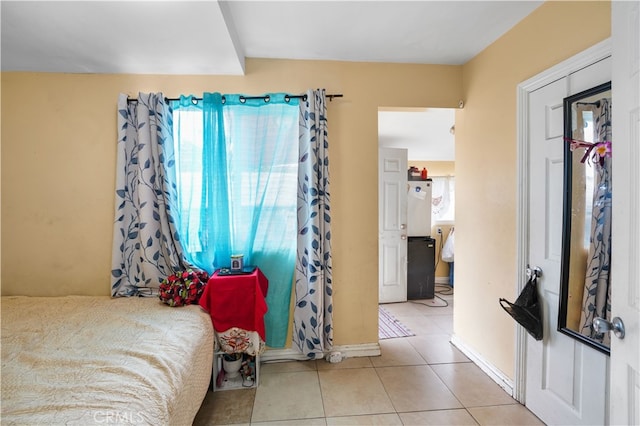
1;1;543;74
0;0;543;161
379;108;455;161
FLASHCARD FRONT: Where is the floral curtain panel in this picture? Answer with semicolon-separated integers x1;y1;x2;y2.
293;89;334;358
111;93;188;296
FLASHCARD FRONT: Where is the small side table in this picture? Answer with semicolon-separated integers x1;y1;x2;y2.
212;350;260;391
199;267;269;391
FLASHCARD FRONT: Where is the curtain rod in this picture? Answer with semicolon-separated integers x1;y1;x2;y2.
127;93;343;103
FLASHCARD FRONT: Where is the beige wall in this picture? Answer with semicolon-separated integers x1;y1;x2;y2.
409;160;454;180
455;1;610;378
1;60;462;348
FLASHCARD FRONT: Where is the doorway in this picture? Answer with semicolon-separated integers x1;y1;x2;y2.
378;107;456;305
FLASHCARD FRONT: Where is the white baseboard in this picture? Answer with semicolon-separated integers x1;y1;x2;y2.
435;277;450;285
261;342;381;363
450;334;514;396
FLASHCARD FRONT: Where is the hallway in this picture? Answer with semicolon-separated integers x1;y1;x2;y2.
194;286;544;425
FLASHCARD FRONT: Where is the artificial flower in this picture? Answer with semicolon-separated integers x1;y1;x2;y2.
565;137;612;166
159;269;209;307
594;141;612;158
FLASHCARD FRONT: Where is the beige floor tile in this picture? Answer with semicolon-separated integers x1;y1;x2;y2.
407;333;470;364
381;301;426;317
376;365;463;412
431;314;455;334
430;363;516;407
390;314;444;336
194;296;542;426
318;368;395;417
261;359;317;374
251;371;324;423
326;413;403;425
204;424;250;426
193;388;255;426
467;404;545;425
409;298;454;316
252;418;327;426
370;338;427;367
316;356;373;370
399;409;479;425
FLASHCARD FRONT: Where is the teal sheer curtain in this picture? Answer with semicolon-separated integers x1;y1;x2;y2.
172;93;298;348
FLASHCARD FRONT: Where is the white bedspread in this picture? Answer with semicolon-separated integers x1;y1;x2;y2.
1;296;214;425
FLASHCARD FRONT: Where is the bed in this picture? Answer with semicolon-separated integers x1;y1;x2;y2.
1;295;214;425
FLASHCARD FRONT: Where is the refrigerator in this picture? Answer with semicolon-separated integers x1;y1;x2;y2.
407;180;432;236
407;179;435;299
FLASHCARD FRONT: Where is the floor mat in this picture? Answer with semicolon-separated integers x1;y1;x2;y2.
378;305;415;339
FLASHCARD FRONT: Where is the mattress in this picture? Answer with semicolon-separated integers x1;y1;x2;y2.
1;296;214;425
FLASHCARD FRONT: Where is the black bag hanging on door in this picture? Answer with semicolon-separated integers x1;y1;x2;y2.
499;273;543;341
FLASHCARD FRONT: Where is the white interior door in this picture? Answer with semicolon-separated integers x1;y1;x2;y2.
525;55;611;425
379;147;408;303
610;3;640;425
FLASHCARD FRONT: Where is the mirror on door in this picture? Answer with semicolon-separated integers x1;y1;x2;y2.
558;81;612;354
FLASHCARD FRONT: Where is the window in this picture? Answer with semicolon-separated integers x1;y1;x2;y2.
173;107;205;253
171;97;299;271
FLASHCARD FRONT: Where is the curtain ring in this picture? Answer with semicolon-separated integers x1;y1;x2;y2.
284;95;290;103
239;96;246;104
263;95;270;103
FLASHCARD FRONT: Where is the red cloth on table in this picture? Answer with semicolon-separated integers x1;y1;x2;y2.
199;268;269;341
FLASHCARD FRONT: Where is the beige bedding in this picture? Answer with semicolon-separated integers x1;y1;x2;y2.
1;296;214;425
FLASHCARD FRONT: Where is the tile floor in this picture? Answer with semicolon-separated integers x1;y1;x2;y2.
194;285;544;425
